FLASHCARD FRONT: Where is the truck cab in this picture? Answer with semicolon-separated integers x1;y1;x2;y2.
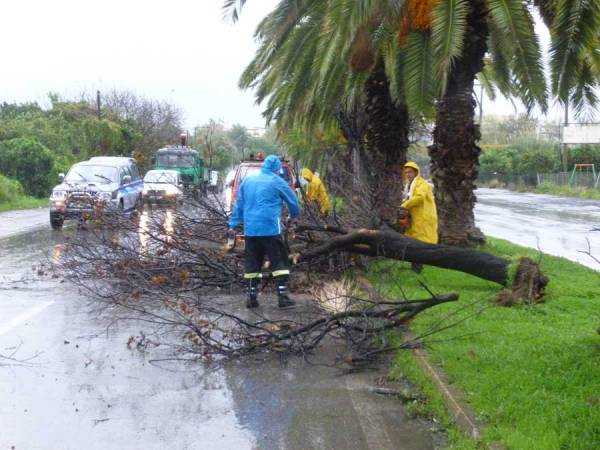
154;147;207;197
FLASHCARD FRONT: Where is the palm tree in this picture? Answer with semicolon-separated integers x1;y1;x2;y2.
235;1;413;224
226;0;600;244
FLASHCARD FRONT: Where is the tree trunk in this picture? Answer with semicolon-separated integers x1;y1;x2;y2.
295;227;548;302
298;228;508;284
365;60;410;224
334;103;369;193
429;0;488;246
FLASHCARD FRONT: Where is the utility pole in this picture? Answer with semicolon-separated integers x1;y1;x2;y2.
96;90;101;119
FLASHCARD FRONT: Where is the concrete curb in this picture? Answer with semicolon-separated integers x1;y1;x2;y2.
410;344;481;441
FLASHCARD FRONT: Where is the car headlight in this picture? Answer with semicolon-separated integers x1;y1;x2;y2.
165;185;178;195
97;192;112;202
143;186;149;194
51;190;67;200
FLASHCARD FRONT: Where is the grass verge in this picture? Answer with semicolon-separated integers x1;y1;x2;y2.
369;238;600;449
0;196;48;212
531;183;600;200
479;182;600;200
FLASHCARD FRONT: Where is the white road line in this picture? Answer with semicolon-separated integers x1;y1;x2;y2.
0;301;55;336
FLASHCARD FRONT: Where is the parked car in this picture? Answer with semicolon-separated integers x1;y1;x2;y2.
228;158;296;212
143;169;184;205
49;156;143;230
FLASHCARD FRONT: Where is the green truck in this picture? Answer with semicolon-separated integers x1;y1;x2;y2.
153;147;208;198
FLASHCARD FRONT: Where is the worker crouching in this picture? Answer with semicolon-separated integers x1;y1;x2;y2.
301;168;330;215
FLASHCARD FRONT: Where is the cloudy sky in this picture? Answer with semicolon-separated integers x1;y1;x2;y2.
1;0;278;128
1;1;561;129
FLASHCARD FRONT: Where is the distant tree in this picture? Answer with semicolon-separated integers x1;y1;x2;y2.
0;138;55;197
88;89;183;167
481;115;539;145
0;174;24;203
195;120;236;171
228;124;250;160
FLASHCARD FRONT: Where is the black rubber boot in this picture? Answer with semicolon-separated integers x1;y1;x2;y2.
411;262;424;274
276;284;296;308
246;280;259;308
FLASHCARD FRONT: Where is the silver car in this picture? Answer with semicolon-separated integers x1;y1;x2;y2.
143;169;184;205
49;157;143;229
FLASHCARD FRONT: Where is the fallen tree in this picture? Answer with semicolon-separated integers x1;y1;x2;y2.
55;186;548;365
294;225;548;304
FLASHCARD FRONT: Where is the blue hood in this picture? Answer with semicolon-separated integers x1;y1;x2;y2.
261;155;282;173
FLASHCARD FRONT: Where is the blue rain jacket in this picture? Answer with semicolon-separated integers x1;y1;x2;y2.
228;155;301;237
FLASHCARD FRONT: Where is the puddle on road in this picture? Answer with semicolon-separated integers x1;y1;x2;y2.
0;211;442;450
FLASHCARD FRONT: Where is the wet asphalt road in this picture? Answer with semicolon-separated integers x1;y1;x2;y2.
0;210;436;450
4;187;596;449
475;188;600;270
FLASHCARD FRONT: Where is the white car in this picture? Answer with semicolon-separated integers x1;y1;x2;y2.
49;157;144;230
143;170;184;205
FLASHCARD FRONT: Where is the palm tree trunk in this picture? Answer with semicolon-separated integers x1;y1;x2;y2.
335;103;368;189
429;0;488;246
365;60;410;225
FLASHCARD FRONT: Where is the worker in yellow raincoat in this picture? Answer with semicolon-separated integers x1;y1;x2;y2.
401;161;438;244
301;168;330;215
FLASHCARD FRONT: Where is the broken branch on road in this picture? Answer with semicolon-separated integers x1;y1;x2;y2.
57;187;547;364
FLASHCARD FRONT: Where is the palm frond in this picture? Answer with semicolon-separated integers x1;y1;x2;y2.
431;0;468;96
569;59;600;121
223;0;247;22
549;0;600;103
478;60;497;101
403;31;435;117
486;0;548;111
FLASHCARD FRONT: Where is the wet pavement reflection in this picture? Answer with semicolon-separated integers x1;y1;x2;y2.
475;188;600;270
0;209;437;450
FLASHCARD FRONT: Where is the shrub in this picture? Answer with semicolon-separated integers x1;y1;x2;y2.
480;139;560;175
567;144;600;168
0;137;55;197
0;174;24;203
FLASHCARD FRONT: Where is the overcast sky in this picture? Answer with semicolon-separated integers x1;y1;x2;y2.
1;1;562;129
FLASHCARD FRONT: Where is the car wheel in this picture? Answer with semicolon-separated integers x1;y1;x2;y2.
50;217;64;230
134;195;144;214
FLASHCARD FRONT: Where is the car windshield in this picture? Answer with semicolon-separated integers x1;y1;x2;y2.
65;165;118;184
238;166;261;183
157;153;195;168
144;171;178;184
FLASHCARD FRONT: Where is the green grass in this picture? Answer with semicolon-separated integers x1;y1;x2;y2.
531;183;600;200
369;238;600;449
481;182;600;200
0;196;48;212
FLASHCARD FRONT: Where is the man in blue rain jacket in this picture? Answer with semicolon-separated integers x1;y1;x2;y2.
228;154;301;308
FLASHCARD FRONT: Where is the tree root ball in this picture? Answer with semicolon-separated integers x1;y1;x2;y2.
496;257;549;306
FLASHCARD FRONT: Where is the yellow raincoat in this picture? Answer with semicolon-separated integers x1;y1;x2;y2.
302;168;331;214
401;162;438;244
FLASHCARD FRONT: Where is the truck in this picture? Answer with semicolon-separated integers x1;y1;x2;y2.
153;146;208;198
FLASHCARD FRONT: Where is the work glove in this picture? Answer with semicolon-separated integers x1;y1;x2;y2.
225;229;237;252
396;208;412;233
285;216;299;229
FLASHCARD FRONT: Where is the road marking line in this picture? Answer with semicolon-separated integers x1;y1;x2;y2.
0;301;55;336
